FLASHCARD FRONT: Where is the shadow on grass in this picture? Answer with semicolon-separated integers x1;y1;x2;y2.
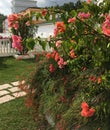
0;56;36;70
0;57;9;69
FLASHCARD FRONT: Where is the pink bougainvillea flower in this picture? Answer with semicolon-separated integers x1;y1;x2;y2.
97;77;102;84
54;28;59;37
46;52;51;59
81;102;89;111
89;76;97;82
102;15;110;36
81;102;95;117
56;22;66;33
56;40;62;48
78;12;90;19
49;64;55;73
68;17;76;23
51;50;57;58
71;40;76;43
81;66;86;71
12;35;23;51
87;0;91;4
12;35;22;43
12;42;23;51
42;9;47;16
54;52;60;61
54;22;66;36
70;49;77;58
8;21;13;27
8;14;19;28
13;22;19;30
58;57;67;69
81;108;95;117
25;21;30;26
8;14;19;23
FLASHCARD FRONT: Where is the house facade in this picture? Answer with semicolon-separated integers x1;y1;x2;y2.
11;0;37;13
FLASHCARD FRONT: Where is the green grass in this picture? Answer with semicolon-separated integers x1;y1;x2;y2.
0;56;36;85
0;97;38;130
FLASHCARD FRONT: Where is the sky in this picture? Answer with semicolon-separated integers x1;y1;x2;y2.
0;0;78;16
0;0;12;16
37;0;78;7
0;0;103;16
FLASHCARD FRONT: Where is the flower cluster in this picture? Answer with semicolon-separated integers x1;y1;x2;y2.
102;15;110;36
8;14;19;30
22;0;110;129
54;22;66;36
46;50;67;71
81;102;95;117
12;35;23;51
8;13;37;54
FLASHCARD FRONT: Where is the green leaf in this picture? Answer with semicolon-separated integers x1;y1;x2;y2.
39;40;47;50
26;38;36;50
71;10;77;17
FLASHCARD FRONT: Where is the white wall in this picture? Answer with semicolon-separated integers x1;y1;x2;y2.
35;23;55;38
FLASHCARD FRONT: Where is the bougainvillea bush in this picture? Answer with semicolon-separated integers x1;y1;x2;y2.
21;0;110;129
8;13;37;54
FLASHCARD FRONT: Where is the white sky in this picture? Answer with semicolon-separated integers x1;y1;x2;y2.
0;0;103;16
0;0;12;16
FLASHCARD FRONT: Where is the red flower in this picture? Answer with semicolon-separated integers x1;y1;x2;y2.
51;51;57;58
54;22;66;36
70;49;77;58
58;58;67;69
56;40;62;48
25;21;30;26
55;52;60;61
68;17;76;23
42;9;47;16
46;53;51;59
81;102;95;117
97;77;102;84
102;15;110;36
78;12;90;20
87;0;91;4
81;102;89;111
89;76;97;82
49;64;55;73
12;35;23;51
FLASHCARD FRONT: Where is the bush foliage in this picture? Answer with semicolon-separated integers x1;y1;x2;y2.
21;0;110;129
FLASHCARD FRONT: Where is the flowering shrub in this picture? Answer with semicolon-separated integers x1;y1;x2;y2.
8;13;37;54
21;0;110;129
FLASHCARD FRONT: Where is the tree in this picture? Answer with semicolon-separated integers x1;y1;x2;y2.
0;13;7;32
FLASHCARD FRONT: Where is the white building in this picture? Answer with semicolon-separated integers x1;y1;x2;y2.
11;0;37;13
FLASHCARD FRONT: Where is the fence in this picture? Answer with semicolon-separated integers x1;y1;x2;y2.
0;39;18;57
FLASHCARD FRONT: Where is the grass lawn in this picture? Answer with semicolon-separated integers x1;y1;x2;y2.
0;97;38;130
0;56;36;85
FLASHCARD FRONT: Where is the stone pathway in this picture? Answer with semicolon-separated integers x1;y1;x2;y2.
0;81;26;104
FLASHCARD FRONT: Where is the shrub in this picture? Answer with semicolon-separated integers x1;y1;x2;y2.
8;13;38;54
21;0;110;129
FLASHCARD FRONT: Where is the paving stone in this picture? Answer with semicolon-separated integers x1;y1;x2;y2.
0;90;9;97
11;81;20;86
8;87;20;93
0;84;12;90
0;95;15;104
13;91;26;98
